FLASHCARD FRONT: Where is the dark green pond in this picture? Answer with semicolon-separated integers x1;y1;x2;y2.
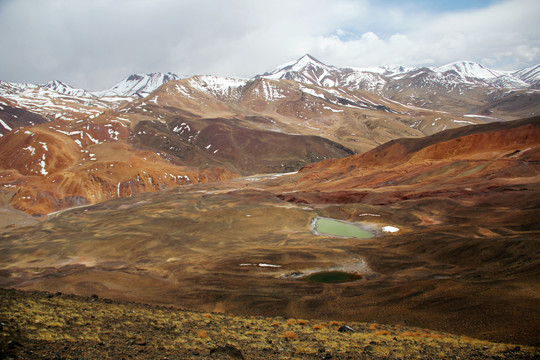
304;271;362;283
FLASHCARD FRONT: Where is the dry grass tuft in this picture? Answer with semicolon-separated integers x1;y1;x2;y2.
374;330;391;336
369;323;379;330
313;323;327;330
297;319;309;325
399;331;416;337
196;330;208;339
399;331;429;338
271;321;281;327
287;318;297;326
282;331;299;340
203;313;213;319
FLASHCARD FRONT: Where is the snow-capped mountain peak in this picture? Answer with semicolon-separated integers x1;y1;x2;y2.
42;80;93;97
265;54;333;75
94;72;185;98
290;54;334;72
513;64;540;82
435;61;504;81
261;54;341;87
513;64;540;88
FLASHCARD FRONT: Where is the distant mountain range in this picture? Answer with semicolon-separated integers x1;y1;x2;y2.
1;55;538;99
261;54;539;91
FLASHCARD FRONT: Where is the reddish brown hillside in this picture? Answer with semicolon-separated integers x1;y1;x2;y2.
0;118;238;215
276;116;540;204
303;116;540;169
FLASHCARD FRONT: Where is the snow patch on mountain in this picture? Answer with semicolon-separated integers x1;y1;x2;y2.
250;79;288;102
0;81;38;95
349;65;416;77
188;75;247;99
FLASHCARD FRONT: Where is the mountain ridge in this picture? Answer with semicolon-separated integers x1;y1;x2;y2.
2;56;539;100
261;55;537;89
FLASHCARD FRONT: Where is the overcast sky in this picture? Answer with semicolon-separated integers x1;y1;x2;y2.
0;0;538;91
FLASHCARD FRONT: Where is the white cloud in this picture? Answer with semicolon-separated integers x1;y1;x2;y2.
309;0;540;69
0;0;537;90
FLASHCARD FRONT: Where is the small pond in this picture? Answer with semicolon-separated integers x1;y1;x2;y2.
313;217;374;239
304;271;362;283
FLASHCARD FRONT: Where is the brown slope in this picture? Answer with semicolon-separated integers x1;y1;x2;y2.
295;115;540;178
478;89;540;119
269;117;540;216
131;116;354;175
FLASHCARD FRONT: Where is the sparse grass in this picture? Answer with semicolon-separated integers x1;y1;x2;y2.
0;289;537;359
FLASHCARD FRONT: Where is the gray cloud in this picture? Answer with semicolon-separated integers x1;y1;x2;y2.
0;0;538;90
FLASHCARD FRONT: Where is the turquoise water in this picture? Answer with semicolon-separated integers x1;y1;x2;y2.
314;218;374;239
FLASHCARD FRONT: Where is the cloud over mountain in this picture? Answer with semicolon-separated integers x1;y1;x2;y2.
0;0;538;90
